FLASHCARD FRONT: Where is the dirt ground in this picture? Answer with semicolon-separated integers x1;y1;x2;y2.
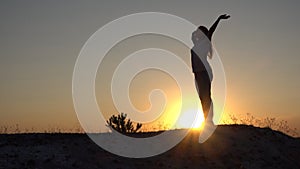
0;125;299;169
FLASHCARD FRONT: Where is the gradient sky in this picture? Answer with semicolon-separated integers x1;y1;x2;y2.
1;1;299;133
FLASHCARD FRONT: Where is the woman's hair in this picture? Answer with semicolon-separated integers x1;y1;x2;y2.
198;26;209;37
192;26;213;59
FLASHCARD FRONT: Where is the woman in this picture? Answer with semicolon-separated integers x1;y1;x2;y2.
191;14;230;124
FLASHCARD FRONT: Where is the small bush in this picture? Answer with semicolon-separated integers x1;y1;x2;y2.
106;113;142;134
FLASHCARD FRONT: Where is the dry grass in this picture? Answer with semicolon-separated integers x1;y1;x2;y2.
220;113;298;137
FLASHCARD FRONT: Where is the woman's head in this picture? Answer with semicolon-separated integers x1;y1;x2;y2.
192;26;213;58
198;26;209;36
192;26;209;44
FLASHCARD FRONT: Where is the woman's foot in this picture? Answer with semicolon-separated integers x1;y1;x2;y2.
198;120;216;143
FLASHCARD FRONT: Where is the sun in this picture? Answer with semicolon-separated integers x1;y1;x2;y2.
176;109;205;130
191;111;205;130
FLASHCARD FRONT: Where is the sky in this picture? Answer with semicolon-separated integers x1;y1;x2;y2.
1;1;300;133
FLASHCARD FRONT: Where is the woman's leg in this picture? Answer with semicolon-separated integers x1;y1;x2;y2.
195;72;213;121
195;72;216;143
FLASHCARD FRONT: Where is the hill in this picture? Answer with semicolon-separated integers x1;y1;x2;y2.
0;125;299;169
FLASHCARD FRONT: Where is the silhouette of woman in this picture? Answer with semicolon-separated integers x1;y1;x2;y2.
191;14;230;124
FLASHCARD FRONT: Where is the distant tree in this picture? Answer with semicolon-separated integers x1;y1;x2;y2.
106;113;142;133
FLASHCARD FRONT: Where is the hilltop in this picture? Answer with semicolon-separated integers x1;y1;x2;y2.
0;125;299;169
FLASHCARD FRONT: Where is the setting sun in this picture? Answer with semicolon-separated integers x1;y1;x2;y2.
176;109;205;130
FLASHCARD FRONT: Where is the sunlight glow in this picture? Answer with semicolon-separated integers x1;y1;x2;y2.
176;108;204;130
192;110;205;130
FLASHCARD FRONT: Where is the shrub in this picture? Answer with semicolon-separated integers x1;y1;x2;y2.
106;113;142;133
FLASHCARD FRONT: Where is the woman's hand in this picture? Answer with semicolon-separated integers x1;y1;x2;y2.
207;14;231;40
219;14;230;20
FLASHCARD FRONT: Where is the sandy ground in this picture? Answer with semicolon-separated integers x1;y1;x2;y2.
0;125;299;169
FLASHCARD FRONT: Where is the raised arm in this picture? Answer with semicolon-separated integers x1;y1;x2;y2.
208;14;230;40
